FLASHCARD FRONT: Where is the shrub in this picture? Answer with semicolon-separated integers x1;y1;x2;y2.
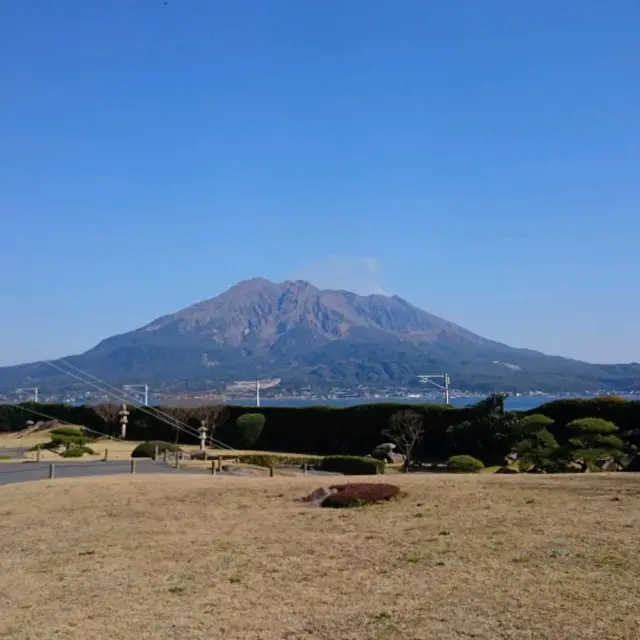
514;416;560;472
61;445;95;458
233;413;266;449
131;441;182;458
238;454;318;468
446;455;485;473
50;425;89;438
321;483;400;508
36;426;96;457
562;417;624;472
521;414;555;429
318;455;384;475
238;454;279;468
566;417;619;435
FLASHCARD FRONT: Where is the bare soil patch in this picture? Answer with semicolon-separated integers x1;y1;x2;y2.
1;474;639;639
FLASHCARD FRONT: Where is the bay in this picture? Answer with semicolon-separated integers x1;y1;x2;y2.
228;395;637;411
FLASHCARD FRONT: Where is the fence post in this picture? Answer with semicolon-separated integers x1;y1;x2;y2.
174;453;180;469
163;449;168;463
49;463;55;479
211;460;216;475
269;466;275;478
104;448;109;462
154;445;159;461
217;456;222;472
36;445;41;462
302;463;307;475
130;459;136;474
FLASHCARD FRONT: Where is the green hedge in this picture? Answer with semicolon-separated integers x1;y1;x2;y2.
131;441;182;459
0;401;467;458
3;396;640;462
237;454;319;468
318;455;384;475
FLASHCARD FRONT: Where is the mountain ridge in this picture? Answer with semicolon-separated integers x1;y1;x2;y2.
0;278;638;395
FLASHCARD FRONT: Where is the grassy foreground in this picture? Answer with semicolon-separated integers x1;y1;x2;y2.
0;429;324;464
1;474;639;639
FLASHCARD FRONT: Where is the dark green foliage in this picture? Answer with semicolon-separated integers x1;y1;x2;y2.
318;455;384;475
446;455;485;473
0;400;467;457
50;425;89;438
567;417;618;434
41;426;95;457
232;413;266;449
237;454;278;468
560;418;624;472
131;441;182;458
238;454;318;468
525;397;638;441
445;394;522;466
514;414;560;472
521;414;555;430
2;396;640;469
61;445;96;458
320;483;400;508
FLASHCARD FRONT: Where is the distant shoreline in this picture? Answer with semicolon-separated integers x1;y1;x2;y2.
212;394;639;411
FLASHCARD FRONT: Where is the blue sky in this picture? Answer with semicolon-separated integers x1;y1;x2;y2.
1;0;638;366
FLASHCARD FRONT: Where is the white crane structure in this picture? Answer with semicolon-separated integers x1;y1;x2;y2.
123;383;149;406
16;387;38;403
418;374;451;404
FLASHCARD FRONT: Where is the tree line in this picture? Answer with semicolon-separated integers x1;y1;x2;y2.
1;394;639;470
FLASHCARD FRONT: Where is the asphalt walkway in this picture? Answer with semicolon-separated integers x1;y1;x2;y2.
0;459;218;486
0;456;340;487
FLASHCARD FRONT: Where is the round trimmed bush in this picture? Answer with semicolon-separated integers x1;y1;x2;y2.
131;441;182;458
446;455;485;473
320;483;400;508
233;413;266;449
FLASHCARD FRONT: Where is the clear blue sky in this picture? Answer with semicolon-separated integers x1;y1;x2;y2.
1;0;638;366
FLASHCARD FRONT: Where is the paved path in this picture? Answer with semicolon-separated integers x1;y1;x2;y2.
0;447;30;459
0;460;341;487
0;460;220;486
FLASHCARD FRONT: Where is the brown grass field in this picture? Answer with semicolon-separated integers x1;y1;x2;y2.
1;473;639;639
0;429;324;464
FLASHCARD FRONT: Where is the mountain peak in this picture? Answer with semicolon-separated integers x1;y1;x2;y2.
134;277;481;350
1;277;638;394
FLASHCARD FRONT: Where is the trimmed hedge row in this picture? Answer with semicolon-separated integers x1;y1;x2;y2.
131;441;182;459
2;396;640;460
317;455;384;475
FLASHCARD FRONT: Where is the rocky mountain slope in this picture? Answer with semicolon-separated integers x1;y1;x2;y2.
1;278;638;394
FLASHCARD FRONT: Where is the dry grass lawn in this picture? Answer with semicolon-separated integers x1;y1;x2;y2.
0;431;141;461
1;474;639;639
0;430;323;463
